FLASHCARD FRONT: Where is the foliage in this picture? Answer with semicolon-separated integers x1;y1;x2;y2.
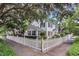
52;34;60;38
0;26;7;35
0;3;49;35
40;32;46;39
62;17;75;34
72;26;79;35
67;36;79;56
0;3;77;35
61;4;79;35
0;39;15;56
60;32;66;37
55;4;76;33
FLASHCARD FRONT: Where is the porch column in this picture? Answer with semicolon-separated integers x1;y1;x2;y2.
31;31;32;36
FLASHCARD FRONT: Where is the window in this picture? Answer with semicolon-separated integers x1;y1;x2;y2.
28;31;31;35
48;31;52;36
48;23;52;27
32;31;36;35
40;22;45;27
48;31;50;36
48;23;50;27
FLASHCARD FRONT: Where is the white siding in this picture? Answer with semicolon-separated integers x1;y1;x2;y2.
31;20;40;27
25;20;58;38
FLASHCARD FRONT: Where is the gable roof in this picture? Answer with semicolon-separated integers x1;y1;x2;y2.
27;25;45;31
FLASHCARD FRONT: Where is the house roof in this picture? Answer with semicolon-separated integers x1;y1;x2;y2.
31;19;54;24
27;25;45;31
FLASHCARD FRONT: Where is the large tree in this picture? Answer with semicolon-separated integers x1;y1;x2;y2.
0;3;77;35
61;4;79;34
0;3;53;34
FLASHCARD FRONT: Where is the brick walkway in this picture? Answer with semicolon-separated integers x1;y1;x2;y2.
7;40;71;56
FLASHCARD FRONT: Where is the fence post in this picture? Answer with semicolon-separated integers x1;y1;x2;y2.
24;35;26;45
36;31;38;49
41;38;44;52
46;22;48;52
23;35;25;45
17;35;18;42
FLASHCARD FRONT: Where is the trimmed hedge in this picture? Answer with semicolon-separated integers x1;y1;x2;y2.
67;37;79;56
0;39;15;56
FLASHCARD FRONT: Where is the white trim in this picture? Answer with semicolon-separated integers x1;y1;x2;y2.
6;36;41;51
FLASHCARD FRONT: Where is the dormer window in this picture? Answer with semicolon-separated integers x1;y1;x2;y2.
48;23;52;27
40;22;45;27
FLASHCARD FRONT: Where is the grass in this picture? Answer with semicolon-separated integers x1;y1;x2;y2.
67;36;79;56
0;39;16;56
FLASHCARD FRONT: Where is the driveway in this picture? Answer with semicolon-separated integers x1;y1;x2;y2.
7;40;71;56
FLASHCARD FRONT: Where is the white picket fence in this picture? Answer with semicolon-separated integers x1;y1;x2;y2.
6;36;41;50
43;36;68;51
6;35;68;52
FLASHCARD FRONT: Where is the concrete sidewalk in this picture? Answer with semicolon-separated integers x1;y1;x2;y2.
7;40;71;56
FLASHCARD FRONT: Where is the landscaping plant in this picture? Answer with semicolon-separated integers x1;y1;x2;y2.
67;36;79;56
0;39;16;56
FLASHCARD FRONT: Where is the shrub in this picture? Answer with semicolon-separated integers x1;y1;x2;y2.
67;37;79;56
72;26;79;35
74;36;79;43
0;39;15;56
52;34;60;38
60;32;66;37
67;43;79;56
40;32;46;39
25;36;37;39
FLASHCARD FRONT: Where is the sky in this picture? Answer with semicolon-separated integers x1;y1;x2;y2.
48;3;76;19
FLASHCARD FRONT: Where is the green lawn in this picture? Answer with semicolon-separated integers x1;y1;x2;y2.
67;36;79;56
0;39;16;56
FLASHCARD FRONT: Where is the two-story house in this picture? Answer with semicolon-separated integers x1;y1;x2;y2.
24;20;58;38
